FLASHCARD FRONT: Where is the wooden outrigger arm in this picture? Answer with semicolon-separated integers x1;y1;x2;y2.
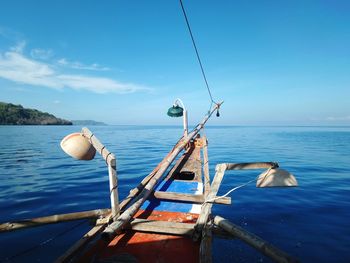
196;162;298;263
81;128;120;219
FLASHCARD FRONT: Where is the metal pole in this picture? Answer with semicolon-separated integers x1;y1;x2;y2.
175;98;188;137
183;109;188;137
108;158;119;218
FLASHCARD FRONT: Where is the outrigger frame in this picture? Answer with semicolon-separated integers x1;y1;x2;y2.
0;102;298;263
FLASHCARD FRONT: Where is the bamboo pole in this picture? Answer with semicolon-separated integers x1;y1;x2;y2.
213;216;298;263
82;128;120;219
102;102;223;240
0;209;110;233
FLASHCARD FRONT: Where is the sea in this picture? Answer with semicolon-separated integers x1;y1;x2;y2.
0;125;349;262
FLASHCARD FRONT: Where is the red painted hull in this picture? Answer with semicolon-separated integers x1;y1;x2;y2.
81;210;199;263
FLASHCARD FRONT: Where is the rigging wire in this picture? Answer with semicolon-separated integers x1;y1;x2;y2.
179;0;218;109
205;167;273;204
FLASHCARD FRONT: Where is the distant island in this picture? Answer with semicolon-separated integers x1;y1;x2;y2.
0;102;72;125
72;120;107;125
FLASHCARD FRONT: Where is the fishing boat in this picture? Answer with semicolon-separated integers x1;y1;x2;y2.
0;101;298;262
0;2;299;262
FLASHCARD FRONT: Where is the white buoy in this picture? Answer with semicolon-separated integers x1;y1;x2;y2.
60;133;96;160
256;168;298;187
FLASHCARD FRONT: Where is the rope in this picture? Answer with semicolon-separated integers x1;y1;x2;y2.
205;167;273;203
179;0;217;108
0;220;87;262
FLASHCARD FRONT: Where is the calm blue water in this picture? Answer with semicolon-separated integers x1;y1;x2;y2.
0;125;349;262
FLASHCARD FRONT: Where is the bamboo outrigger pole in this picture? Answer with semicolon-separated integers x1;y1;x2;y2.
213;216;298;263
102;102;223;240
0;209;110;233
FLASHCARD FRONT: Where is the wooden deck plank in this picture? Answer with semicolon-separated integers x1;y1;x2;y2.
178;141;202;181
128;218;195;236
153;191;231;205
167;139;202;182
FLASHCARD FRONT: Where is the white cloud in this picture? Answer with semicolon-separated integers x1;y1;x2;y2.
53;100;61;104
0;51;61;89
57;58;110;71
57;75;142;93
30;48;54;60
0;46;149;94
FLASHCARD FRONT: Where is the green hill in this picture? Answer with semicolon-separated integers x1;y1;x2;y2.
0;102;72;125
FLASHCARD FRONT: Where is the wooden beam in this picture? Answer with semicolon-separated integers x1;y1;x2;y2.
154;191;202;203
200;137;213;263
153;191;231;205
213;216;298;263
225;162;278;171
202;137;211;197
127;218;195;236
199;222;212;263
193;163;227;241
0;209;110;233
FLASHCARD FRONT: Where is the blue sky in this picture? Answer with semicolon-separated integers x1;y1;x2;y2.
0;0;349;125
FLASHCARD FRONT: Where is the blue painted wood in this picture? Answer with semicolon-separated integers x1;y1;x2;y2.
141;179;202;213
157;179;199;193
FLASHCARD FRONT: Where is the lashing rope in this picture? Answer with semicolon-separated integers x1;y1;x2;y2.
205;167;273;204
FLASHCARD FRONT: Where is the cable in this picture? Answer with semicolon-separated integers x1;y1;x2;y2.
179;0;217;108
